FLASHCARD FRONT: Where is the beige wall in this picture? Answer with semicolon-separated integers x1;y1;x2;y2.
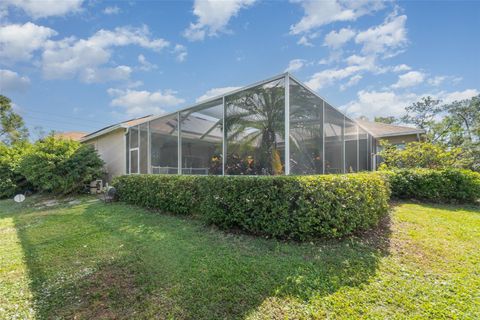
84;129;126;182
376;134;420;149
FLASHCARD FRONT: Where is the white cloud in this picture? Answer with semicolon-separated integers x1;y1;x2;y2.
391;71;425;89
392;64;411;72
343;89;420;118
0;69;30;92
285;59;306;73
81;65;132;83
306;54;380;91
440;89;479;104
2;0;84;19
0;22;57;63
355;12;408;56
41;26;169;82
108;88;185;116
343;88;480;119
290;0;384;35
183;0;255;41
340;74;362;91
428;75;446;87
345;54;370;66
137;54;157;71
173;44;187;62
103;6;120;15
298;35;313;47
306;65;363;91
87;26;169;51
297;31;320;47
196;86;241;102
324;28;355;49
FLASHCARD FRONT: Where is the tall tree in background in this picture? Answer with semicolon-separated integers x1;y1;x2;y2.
401;96;444;142
384;94;480;171
0;95;28;145
443;95;480;170
374;116;398;124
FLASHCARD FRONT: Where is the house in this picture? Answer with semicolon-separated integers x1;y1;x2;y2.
81;73;424;181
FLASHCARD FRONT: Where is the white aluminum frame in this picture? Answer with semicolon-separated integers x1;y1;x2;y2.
124;72;374;176
284;74;290;175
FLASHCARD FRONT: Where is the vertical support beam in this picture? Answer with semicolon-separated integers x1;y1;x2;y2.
147;122;151;174
342;116;346;173
322;100;325;174
222;96;226;176
356;125;359;172
125;129;129;175
137;125;140;174
284;74;290;175
177;112;182;175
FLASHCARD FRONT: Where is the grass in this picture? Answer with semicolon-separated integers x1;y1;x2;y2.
0;196;479;319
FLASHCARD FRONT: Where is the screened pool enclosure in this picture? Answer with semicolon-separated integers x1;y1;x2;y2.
126;73;374;175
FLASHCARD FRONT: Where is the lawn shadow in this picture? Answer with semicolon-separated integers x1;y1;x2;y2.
11;200;393;319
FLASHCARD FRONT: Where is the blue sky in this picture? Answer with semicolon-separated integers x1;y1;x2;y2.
1;0;479;137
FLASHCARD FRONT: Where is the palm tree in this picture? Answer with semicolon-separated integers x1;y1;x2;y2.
225;80;285;175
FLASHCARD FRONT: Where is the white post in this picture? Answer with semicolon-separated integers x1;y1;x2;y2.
342;116;346;173
322;101;325;174
222;96;226;176
177;112;182;175
284;74;290;175
147;122;151;174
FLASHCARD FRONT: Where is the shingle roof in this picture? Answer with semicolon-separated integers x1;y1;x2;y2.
356;119;425;138
80;115;154;142
54;131;88;141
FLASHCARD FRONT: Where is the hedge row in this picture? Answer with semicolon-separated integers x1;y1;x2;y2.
113;174;390;240
382;169;480;203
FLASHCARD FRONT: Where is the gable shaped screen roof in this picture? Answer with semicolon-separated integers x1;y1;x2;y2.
82;72;424;142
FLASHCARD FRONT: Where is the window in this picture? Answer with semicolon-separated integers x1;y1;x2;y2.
129;126;139;174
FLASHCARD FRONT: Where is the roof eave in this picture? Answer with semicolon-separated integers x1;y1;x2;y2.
80;124;127;143
373;130;425;138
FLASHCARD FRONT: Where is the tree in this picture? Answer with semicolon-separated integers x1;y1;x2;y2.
378;140;469;170
0;141;33;198
401;96;444;142
357;115;369;121
0;95;28;145
443;95;480;171
18;135;104;194
397;95;480;171
225;80;285;175
374;116;397;124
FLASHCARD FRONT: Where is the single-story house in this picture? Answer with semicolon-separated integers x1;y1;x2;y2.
81;73;424;181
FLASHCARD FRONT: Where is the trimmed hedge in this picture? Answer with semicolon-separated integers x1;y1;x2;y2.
382;169;480;203
113;174;390;240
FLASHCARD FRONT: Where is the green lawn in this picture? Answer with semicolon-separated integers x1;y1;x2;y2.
0;196;479;319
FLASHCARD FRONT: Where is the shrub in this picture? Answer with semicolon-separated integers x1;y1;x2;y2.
378;141;470;170
18;136;104;194
0;141;32;198
113;173;390;240
383;169;480;203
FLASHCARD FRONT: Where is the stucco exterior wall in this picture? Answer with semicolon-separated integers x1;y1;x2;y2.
379;134;420;146
374;134;420;153
84;129;126;182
